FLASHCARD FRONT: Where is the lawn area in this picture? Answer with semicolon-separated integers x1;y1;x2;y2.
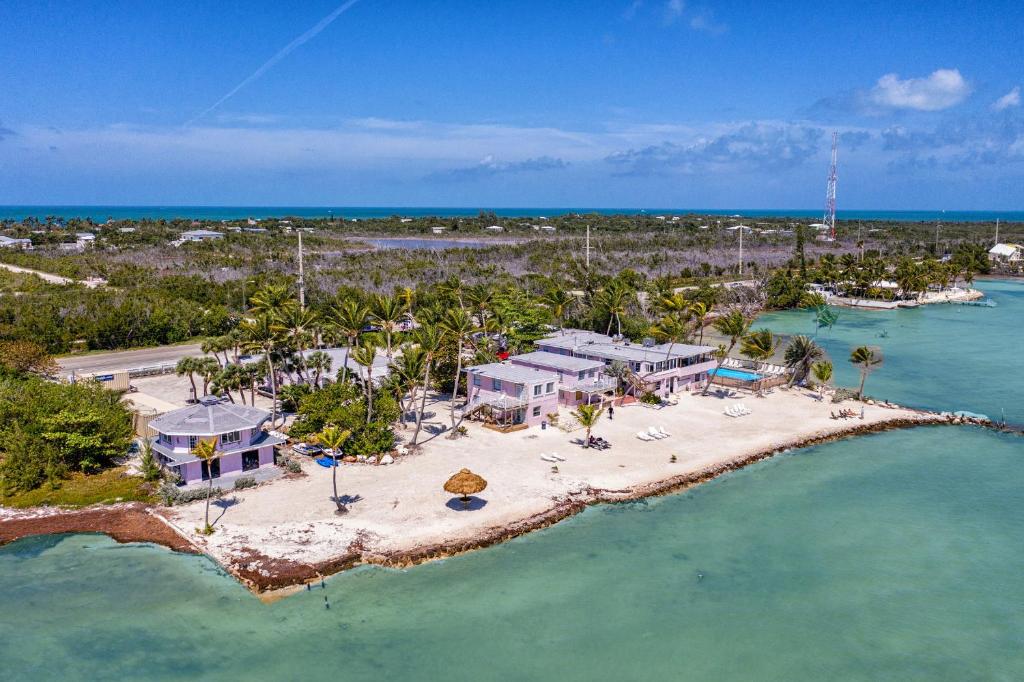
0;467;157;509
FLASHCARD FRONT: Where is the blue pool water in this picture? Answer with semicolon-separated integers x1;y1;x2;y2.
710;367;763;381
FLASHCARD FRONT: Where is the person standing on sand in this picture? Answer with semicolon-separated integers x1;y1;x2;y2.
608;404;614;421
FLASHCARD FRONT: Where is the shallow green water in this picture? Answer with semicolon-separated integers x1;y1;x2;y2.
756;279;1022;424
1;280;1022;681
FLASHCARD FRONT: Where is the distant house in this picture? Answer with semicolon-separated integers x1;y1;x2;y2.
247;218;258;226
989;243;1022;263
538;225;556;233
400;218;413;223
148;398;284;485
430;226;446;234
242;227;268;234
118;227;136;233
0;235;33;249
485;225;504;232
181;229;224;242
76;232;96;247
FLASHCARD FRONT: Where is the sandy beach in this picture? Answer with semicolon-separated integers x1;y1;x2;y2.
155;388;951;592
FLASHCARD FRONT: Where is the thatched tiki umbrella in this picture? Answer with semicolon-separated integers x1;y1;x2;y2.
444;469;487;506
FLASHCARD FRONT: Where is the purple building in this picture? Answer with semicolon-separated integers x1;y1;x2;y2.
464;362;560;429
148;398;284;484
535;330;717;399
508;350;616;406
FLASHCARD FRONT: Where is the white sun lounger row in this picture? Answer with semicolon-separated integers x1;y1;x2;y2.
636;426;671;441
540;452;565;462
725;404;752;417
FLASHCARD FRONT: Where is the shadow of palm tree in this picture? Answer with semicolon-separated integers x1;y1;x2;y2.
211;496;241;525
333;494;363;506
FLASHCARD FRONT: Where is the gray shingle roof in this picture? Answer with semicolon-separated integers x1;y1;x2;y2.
510;351;605;373
148;402;271;436
465;362;559;384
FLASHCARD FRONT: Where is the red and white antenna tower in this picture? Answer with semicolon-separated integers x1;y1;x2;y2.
823;131;838;241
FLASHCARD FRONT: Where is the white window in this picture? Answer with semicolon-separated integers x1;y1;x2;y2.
578;371;586;380
546;382;554;393
493;379;502;391
188;435;198;450
221;430;241;445
533;384;542;397
532;406;541;417
472;374;481;386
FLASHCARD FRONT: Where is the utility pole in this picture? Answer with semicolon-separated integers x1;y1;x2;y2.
738;223;744;275
585;223;591;270
298;229;306;311
995;218;1000;245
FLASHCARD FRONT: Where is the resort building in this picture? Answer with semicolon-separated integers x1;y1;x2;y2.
535;330;717;399
0;235;33;249
464;362;559;429
989;243;1022;263
181;229;225;242
148;397;284;484
508;350;615;406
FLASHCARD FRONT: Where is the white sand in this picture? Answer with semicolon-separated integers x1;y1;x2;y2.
162;388;940;579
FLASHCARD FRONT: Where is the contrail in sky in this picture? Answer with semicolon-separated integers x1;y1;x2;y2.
185;0;362;126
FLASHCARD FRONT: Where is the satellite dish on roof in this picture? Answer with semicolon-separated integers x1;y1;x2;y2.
642;337;656;348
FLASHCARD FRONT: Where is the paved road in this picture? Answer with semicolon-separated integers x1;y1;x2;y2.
57;343;205;376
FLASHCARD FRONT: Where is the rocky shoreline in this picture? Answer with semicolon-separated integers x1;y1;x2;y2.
1;412;1002;596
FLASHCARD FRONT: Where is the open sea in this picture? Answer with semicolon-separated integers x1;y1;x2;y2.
0;205;1022;222
2;279;1023;681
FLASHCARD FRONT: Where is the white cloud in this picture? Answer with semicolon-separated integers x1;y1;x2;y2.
992;86;1021;111
663;0;684;24
869;69;970;111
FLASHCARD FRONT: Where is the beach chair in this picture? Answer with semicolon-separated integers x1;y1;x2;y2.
636;431;654;441
724;406;740;417
647;426;667;439
549;452;565;461
656;425;671;437
540;453;558;462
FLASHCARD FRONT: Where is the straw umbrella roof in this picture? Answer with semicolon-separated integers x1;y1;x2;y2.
444;469;487;499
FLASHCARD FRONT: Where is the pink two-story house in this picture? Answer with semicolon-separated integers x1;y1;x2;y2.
148;398;284;484
535;330;717;399
464;362;560;429
508;350;616;406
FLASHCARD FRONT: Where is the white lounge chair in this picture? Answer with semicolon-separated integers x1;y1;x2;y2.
549;453;565;461
656;426;671;437
636;431;654;441
540;453;558;462
725;406;741;417
647;427;667;439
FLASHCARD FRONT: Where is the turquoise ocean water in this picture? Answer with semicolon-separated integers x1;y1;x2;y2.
1;280;1022;681
1;205;1021;222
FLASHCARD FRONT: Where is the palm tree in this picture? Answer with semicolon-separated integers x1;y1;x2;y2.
701;310;752;396
279;307;320;382
411;324;443;446
541;288;575;334
849;345;881;399
391;346;425;429
351;340;379;424
248;283;297;317
175;357;201;401
370;294;404;358
740;329;778;370
571;403;605;448
649;313;690;364
783;335;824;387
811;360;833;399
195;357;221;396
316;425;352;514
597;281;632;336
326;299;368;383
465;284;494;329
306;350;332;389
191;438;222;534
689;301;711;345
241;314;282;427
201;336;228;369
440;307;476;434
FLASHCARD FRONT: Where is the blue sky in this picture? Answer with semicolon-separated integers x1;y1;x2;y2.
1;0;1022;208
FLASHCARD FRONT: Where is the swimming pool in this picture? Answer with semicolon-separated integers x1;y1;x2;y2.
710;367;763;382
